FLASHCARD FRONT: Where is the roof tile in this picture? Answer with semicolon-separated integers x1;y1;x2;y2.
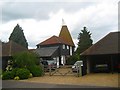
37;35;67;46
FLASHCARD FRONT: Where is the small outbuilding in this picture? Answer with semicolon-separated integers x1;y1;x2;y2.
81;32;119;74
1;40;27;70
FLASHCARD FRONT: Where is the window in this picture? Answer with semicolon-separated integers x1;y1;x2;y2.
67;45;69;49
63;44;65;49
70;46;72;55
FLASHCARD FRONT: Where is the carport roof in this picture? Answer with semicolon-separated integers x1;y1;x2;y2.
80;32;120;55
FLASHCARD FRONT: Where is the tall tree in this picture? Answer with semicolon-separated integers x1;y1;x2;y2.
76;27;93;55
9;24;28;48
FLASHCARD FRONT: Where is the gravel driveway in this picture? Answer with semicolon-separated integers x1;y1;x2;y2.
20;68;119;88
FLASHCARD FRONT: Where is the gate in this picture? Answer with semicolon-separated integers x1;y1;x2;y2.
44;65;83;77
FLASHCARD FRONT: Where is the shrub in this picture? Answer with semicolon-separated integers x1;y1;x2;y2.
13;51;39;68
14;76;20;80
0;69;2;75
0;69;2;79
2;71;14;80
1;75;2;78
16;68;30;79
12;68;19;77
6;60;13;71
28;65;43;77
29;73;33;78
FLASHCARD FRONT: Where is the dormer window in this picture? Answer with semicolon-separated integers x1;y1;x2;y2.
63;44;65;49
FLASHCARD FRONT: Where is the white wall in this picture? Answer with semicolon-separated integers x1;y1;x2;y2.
61;55;65;66
56;57;59;68
70;46;72;55
53;57;59;68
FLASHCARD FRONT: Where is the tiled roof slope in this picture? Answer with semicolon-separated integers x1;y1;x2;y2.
37;35;67;46
2;40;27;57
81;32;120;55
59;25;75;46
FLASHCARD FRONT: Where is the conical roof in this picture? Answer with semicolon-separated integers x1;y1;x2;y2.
59;25;75;46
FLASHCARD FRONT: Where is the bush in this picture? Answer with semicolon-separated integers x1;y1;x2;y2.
0;69;2;75
29;73;33;78
2;71;14;80
28;65;43;77
12;68;19;77
14;76;20;80
16;68;30;79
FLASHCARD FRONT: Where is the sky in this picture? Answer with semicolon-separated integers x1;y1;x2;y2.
0;0;119;49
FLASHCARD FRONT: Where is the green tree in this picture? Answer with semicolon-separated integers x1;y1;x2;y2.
76;27;93;55
66;54;79;65
9;24;28;48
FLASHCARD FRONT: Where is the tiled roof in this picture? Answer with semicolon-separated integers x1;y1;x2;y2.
81;32;120;55
37;25;75;46
37;35;67;46
59;25;75;46
34;46;59;57
2;40;27;57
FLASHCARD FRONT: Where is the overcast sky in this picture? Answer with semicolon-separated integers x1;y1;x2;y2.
0;0;119;49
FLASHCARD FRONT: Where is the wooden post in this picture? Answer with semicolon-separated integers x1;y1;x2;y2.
40;63;45;75
49;65;52;76
77;65;79;77
79;64;82;76
87;58;90;74
77;63;82;77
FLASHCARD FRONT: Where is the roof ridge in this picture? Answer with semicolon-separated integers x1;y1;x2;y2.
109;31;120;33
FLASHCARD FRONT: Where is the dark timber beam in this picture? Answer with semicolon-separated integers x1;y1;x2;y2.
111;56;114;74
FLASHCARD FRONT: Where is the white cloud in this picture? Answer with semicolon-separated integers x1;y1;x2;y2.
0;1;118;49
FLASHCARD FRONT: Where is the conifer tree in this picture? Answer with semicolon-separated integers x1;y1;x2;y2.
76;27;93;54
9;24;28;48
